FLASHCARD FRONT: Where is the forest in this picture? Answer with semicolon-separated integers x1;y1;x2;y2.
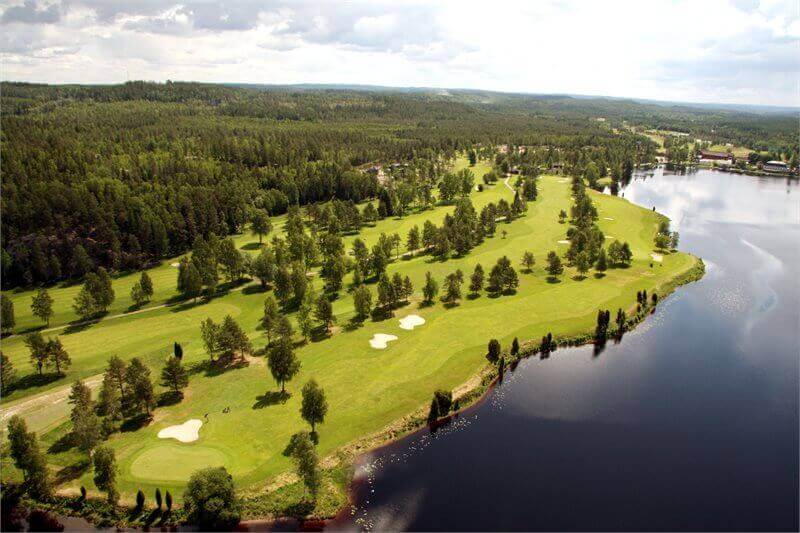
1;81;796;288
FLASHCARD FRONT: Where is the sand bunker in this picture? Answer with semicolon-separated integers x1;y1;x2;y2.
605;235;614;239
158;419;202;443
651;253;663;262
557;240;570;244
604;217;614;220
399;314;426;330
170;262;180;267
369;334;398;349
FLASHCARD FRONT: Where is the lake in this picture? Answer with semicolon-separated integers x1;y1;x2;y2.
330;168;800;531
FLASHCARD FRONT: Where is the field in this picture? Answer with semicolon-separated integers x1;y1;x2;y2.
1;158;699;504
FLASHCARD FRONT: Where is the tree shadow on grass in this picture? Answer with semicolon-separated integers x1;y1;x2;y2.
54;458;91;485
241;242;263;251
593;272;606;279
48;433;75;454
63;319;98;335
466;293;481;301
242;284;267;295
344;319;365;332
417;300;435;308
120;414;152;433
190;358;247;378
370;308;393;322
571;275;587;281
253;391;289;409
308;327;332;343
157;391;183;407
546;276;563;284
7;372;64;394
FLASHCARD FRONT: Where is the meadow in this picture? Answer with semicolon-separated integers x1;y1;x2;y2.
1;158;700;504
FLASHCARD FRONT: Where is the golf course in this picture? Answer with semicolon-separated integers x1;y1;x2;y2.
1;156;702;508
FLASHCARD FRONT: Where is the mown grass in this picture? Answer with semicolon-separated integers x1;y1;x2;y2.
1;158;700;506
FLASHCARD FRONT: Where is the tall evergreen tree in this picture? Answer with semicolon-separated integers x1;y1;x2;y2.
30;288;54;326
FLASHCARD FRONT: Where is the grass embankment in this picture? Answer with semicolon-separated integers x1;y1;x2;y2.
1;158;701;515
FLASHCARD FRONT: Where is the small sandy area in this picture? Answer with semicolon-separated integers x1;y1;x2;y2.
158;419;202;443
369;334;398;349
170;262;180;267
399;315;426;330
604;217;614;220
557;240;570;244
651;253;663;262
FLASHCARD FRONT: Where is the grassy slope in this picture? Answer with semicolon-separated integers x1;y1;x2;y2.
2;159;698;503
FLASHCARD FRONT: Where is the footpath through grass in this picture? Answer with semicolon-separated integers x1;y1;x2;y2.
1;160;700;505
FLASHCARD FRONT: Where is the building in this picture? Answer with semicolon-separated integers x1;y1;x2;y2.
763;160;789;173
699;150;734;162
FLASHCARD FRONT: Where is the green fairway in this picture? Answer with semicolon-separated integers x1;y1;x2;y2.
1;158;700;504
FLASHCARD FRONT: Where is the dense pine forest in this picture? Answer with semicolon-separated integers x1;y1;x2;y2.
1;81;796;288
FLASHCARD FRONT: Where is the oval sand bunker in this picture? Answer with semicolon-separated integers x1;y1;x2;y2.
399;314;425;330
158;419;202;443
369;334;398;349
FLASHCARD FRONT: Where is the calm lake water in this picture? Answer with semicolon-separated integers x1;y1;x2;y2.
331;168;800;531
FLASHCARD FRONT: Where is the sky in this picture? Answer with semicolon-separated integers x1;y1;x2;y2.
1;0;798;106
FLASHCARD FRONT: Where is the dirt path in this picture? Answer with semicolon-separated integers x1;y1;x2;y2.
503;175;516;192
0;374;104;433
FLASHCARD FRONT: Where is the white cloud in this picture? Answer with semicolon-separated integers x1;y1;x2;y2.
0;0;797;106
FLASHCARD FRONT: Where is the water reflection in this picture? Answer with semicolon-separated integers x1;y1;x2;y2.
332;169;799;532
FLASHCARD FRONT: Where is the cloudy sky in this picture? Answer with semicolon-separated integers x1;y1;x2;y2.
1;0;798;106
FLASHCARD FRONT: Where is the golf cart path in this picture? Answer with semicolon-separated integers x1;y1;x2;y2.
0;374;104;431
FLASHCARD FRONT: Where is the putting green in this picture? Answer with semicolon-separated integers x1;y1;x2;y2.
129;444;229;482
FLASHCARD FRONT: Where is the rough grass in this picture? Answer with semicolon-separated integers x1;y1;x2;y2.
1;158;700;505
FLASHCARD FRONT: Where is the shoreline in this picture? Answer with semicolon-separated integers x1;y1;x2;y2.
246;254;707;526
28;255;705;529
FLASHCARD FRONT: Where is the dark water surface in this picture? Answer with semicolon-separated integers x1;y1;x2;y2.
331;169;800;531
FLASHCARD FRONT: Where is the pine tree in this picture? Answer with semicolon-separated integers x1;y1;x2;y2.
315;296;335;333
1;352;17;393
422;272;439;304
160;356;189;395
596;248;608;272
24;332;48;375
521;251;535;273
93;446;118;504
353;284;372;320
46;337;71;375
267;338;300;394
31;288;54;326
7;415;51;499
469;264;484;294
139;271;154;300
486;339;501;363
1;295;15;334
300;379;328;433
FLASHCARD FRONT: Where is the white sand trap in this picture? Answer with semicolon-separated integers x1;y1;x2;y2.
170;262;180;267
604;217;614;220
650;253;663;262
557;240;570;244
369;334;398;349
158;419;202;443
399;314;426;330
605;235;614;239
